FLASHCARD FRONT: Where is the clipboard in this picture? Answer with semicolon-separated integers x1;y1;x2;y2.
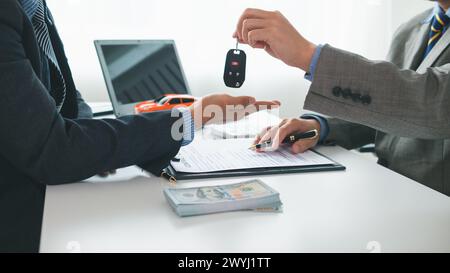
161;149;345;182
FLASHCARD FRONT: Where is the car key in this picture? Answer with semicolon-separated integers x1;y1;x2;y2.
224;39;246;88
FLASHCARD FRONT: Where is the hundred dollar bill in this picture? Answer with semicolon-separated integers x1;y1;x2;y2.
163;179;282;216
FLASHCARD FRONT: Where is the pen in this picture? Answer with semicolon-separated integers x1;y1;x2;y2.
248;129;318;150
160;170;177;184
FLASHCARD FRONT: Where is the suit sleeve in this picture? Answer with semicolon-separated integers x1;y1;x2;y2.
76;90;93;119
0;1;182;185
304;44;450;140
324;118;376;150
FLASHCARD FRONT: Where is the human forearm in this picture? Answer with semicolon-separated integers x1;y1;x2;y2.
0;61;182;185
304;45;450;139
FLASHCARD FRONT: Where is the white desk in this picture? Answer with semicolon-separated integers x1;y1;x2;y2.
39;144;450;253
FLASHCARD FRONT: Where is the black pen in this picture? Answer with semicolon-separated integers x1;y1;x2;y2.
249;129;319;150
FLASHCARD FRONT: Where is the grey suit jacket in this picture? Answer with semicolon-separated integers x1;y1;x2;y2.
304;8;450;196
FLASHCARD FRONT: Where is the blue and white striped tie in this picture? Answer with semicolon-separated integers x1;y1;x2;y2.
20;0;66;111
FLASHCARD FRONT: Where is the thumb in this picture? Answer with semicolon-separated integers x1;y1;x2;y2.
236;96;256;105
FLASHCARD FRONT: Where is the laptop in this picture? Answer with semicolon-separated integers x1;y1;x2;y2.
94;40;191;117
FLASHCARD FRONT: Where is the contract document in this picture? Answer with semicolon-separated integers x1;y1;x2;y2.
171;138;336;174
205;110;282;138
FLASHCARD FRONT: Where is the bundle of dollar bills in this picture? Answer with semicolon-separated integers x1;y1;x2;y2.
163;179;282;217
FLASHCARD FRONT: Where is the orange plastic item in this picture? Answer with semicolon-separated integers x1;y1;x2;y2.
134;94;196;114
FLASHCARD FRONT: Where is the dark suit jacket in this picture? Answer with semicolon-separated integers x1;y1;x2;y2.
0;0;182;252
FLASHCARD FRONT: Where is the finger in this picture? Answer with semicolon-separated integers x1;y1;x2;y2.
271;130;282;150
271;121;302;150
253;100;281;106
234;96;256;106
244;100;280;117
277;118;290;127
252;41;267;49
259;126;279;144
258;131;272;144
291;139;317;154
248;28;274;48
258;119;289;146
254;126;272;144
256;129;277;152
253;135;262;145
98;172;108;177
233;31;245;44
242;18;269;44
257;124;285;152
252;100;281;111
109;170;117;175
235;8;273;41
264;45;277;58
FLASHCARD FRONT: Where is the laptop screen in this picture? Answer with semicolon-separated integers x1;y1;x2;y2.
99;41;189;106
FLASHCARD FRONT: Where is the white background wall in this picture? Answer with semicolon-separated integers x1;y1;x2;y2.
47;0;434;117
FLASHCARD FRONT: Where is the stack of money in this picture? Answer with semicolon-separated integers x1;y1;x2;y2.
163;179;282;217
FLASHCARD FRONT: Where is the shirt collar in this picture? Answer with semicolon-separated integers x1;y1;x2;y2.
423;4;450;24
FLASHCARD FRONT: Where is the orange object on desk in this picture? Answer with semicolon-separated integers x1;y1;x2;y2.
134;94;196;114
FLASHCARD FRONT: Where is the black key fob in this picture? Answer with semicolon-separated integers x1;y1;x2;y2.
224;49;246;88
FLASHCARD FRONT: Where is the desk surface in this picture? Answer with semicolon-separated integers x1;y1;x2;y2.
40;146;450;253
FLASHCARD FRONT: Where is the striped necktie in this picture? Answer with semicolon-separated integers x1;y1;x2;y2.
20;0;66;112
424;9;450;58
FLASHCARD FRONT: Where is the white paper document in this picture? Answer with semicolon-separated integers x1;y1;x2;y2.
171;138;334;173
206;110;282;138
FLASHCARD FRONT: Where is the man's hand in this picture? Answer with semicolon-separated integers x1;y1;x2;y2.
233;8;316;71
189;93;280;129
254;118;320;153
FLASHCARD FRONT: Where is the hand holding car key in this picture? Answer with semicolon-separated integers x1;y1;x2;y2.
224;39;246;88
